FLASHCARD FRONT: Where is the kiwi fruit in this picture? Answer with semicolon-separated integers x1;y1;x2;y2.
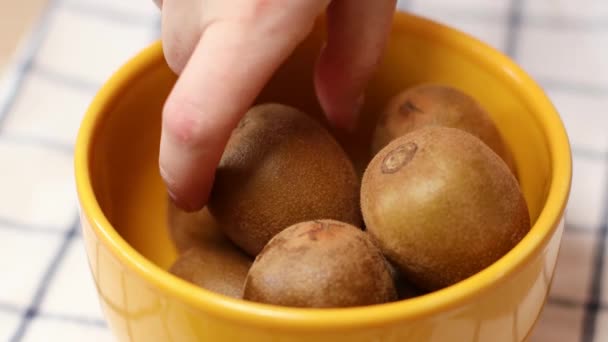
166;197;226;253
361;126;530;291
169;242;253;299
242;219;397;308
207;103;362;257
372;83;516;175
167;197;253;298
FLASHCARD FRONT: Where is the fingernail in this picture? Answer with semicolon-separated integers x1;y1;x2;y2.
159;163;179;203
160;134;194;211
160;129;211;212
159;133;174;183
166;189;184;211
347;93;365;132
167;188;200;213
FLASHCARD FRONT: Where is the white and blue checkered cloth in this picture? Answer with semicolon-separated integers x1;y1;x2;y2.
0;0;605;341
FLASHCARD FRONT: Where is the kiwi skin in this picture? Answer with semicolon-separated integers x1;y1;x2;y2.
169;242;253;299
372;83;517;176
242;219;397;308
208;103;362;257
361;126;530;291
166;197;226;253
167;196;253;298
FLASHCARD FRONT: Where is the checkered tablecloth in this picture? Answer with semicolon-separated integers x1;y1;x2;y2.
0;0;605;341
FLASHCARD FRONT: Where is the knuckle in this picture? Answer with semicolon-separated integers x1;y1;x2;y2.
238;0;313;38
161;36;183;73
161;13;201;75
162;97;209;148
249;0;283;18
161;34;193;75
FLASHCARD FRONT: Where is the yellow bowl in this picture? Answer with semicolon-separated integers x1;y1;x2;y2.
75;11;572;342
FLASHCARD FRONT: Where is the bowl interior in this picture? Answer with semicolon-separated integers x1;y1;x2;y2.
87;13;559;290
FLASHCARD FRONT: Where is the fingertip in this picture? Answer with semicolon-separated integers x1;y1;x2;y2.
159;144;207;213
159;168;211;213
314;49;364;132
314;0;395;132
158;109;213;212
167;189;208;213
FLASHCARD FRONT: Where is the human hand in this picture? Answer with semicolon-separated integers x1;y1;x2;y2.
156;0;397;211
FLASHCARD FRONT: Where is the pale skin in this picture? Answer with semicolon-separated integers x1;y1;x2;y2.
154;0;397;211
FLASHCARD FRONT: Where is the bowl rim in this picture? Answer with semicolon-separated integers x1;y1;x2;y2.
75;11;572;330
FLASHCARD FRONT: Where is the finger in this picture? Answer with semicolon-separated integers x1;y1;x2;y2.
314;0;397;131
160;0;202;74
160;1;329;211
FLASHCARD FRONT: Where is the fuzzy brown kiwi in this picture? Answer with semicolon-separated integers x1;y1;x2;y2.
207;103;362;257
361;126;530;291
166;197;226;253
372;83;517;176
169;242;253;298
242;219;397;308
